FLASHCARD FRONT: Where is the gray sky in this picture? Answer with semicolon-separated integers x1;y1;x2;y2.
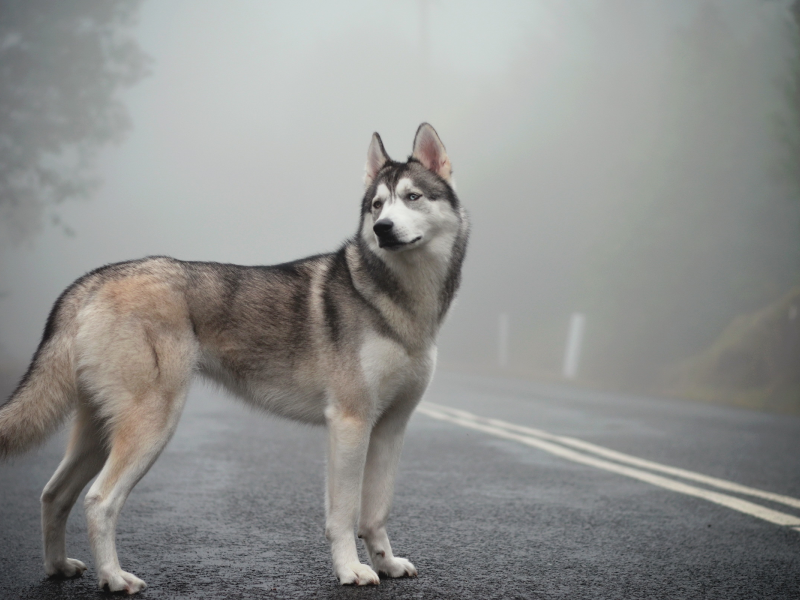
0;0;549;356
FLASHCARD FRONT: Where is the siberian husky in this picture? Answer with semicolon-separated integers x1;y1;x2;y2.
0;124;469;593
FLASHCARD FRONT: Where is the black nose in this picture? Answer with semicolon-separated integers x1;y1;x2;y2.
373;219;394;235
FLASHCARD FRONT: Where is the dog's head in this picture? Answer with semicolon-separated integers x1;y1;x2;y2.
359;124;462;254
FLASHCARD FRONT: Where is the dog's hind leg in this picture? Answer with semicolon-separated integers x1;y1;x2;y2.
83;384;189;595
69;276;197;593
41;402;108;578
358;393;421;579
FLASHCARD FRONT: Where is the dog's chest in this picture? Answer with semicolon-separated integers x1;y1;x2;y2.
358;333;435;407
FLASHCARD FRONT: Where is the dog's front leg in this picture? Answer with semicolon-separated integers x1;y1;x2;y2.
358;399;418;578
324;406;380;585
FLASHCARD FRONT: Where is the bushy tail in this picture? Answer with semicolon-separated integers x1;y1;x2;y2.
0;332;77;460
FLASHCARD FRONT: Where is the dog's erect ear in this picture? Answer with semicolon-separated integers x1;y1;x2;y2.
411;123;452;182
364;132;390;187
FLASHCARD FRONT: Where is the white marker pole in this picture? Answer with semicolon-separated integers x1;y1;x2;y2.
563;312;585;380
498;313;509;370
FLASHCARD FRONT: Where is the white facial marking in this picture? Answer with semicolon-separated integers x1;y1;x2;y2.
395;178;416;197
361;175;460;258
373;178;426;247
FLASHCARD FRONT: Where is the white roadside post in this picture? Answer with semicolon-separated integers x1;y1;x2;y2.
562;312;585;380
498;313;509;370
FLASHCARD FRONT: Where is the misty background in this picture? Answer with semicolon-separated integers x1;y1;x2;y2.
1;0;799;412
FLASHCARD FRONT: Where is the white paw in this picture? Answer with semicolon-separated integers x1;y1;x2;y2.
373;555;418;578
337;562;380;585
46;557;87;578
98;569;147;595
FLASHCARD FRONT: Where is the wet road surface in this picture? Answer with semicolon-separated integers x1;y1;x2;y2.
1;372;799;599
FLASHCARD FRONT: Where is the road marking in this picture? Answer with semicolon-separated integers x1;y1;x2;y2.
423;402;800;511
417;402;800;529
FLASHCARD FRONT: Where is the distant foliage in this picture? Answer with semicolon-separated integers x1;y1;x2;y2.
664;287;800;413
578;1;800;389
0;0;150;243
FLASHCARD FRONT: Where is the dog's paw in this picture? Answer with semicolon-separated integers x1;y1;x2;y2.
46;557;87;578
374;555;418;578
337;562;380;586
98;569;147;595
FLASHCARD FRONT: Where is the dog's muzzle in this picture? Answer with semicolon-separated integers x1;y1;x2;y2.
374;218;401;248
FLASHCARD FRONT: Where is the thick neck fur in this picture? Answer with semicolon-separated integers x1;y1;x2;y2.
348;208;469;352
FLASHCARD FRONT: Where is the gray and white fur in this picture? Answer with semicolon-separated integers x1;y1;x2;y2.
0;123;469;593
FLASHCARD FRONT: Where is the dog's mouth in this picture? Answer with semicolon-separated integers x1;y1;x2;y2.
378;236;422;250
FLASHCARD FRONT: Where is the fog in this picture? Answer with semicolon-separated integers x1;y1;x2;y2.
2;0;799;407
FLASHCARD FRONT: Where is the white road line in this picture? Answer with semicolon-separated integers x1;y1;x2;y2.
417;404;800;529
423;402;800;511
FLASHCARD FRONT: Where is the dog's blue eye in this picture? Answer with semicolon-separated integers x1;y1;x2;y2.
408;193;421;201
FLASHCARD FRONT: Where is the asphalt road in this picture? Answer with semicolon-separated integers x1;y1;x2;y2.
1;372;799;599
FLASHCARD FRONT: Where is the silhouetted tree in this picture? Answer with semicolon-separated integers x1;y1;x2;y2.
0;0;150;243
